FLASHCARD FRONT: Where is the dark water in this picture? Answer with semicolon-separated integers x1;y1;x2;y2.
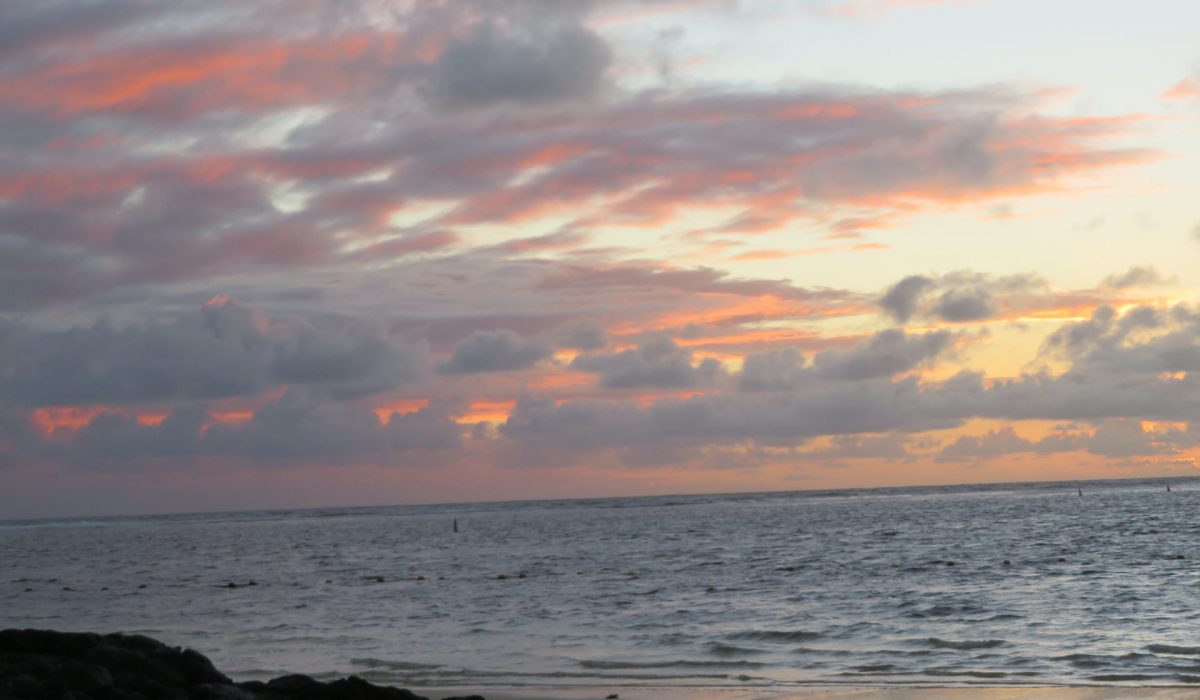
5;478;1200;689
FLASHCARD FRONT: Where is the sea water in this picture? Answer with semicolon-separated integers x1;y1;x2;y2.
4;478;1200;689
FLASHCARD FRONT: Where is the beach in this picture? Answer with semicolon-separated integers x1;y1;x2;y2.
426;688;1200;700
7;628;1200;700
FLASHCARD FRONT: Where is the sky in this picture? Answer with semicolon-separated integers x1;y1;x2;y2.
2;0;1200;518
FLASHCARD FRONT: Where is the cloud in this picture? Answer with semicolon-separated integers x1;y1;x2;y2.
0;298;427;406
0;71;1154;311
933;287;994;321
874;271;1119;325
1163;73;1200;100
438;329;553;374
738;347;811;391
879;275;934;323
1039;303;1200;377
58;392;463;465
270;316;429;398
813;329;955;380
12;295;1200;473
801;433;916;462
936;426;1042;462
1100;266;1169;290
431;25;612;108
935;419;1181;463
571;334;723;389
557;320;608;351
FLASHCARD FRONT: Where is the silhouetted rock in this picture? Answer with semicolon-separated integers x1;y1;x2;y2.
0;629;440;700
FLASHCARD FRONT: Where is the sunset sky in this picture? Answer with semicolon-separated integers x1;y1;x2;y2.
2;0;1200;518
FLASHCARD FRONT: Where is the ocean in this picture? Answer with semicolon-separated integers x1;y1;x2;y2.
4;478;1200;690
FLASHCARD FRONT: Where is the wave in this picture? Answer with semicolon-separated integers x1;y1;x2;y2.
579;659;765;670
1149;644;1200;656
706;642;764;656
923;638;1008;650
728;630;821;643
923;668;1008;679
349;658;443;671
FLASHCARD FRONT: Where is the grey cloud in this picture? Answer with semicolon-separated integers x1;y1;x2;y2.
558;321;608;351
877;271;1051;324
49;393;463;466
879;275;932;323
209;392;388;460
738;347;811;391
502;376;950;457
72;405;209;462
438;329;553;374
1085;419;1175;458
0;300;427;406
0;72;1145;311
432;25;612;108
571;334;723;389
272;318;427;398
501;319;1200;466
802;433;915;462
1100;266;1169;290
936;427;1040;462
538;264;852;305
934;288;994;322
0;0;147;56
1040;304;1200;377
813;329;955;381
935;420;1176;463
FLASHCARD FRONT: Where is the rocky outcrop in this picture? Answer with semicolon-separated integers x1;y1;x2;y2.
0;629;454;700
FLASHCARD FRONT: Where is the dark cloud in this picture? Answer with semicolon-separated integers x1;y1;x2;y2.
56;393;462;465
437;329;553;374
877;271;1056;324
813;329;955;381
501;375;951;460
0;299;427;406
271;317;429;398
935;420;1180;463
934;288;994;322
738;348;810;391
558;321;609;351
1040;304;1200;377
571;334;723;389
936;426;1043;462
879;275;933;323
802;433;916;462
1100;266;1169;290
431;25;612;108
537;264;849;303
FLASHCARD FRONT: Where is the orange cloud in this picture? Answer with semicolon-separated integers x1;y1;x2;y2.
372;398;431;422
1163;77;1200;100
0;32;412;118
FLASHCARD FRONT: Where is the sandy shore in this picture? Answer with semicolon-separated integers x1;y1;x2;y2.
423;685;1200;700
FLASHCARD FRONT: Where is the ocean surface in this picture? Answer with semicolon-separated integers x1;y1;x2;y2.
5;478;1200;690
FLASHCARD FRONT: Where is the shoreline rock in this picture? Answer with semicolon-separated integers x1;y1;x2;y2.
0;628;465;700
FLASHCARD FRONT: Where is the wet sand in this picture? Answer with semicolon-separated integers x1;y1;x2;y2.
425;686;1200;700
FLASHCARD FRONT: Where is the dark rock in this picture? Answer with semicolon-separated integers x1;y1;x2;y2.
443;696;486;700
0;629;430;700
191;683;260;700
